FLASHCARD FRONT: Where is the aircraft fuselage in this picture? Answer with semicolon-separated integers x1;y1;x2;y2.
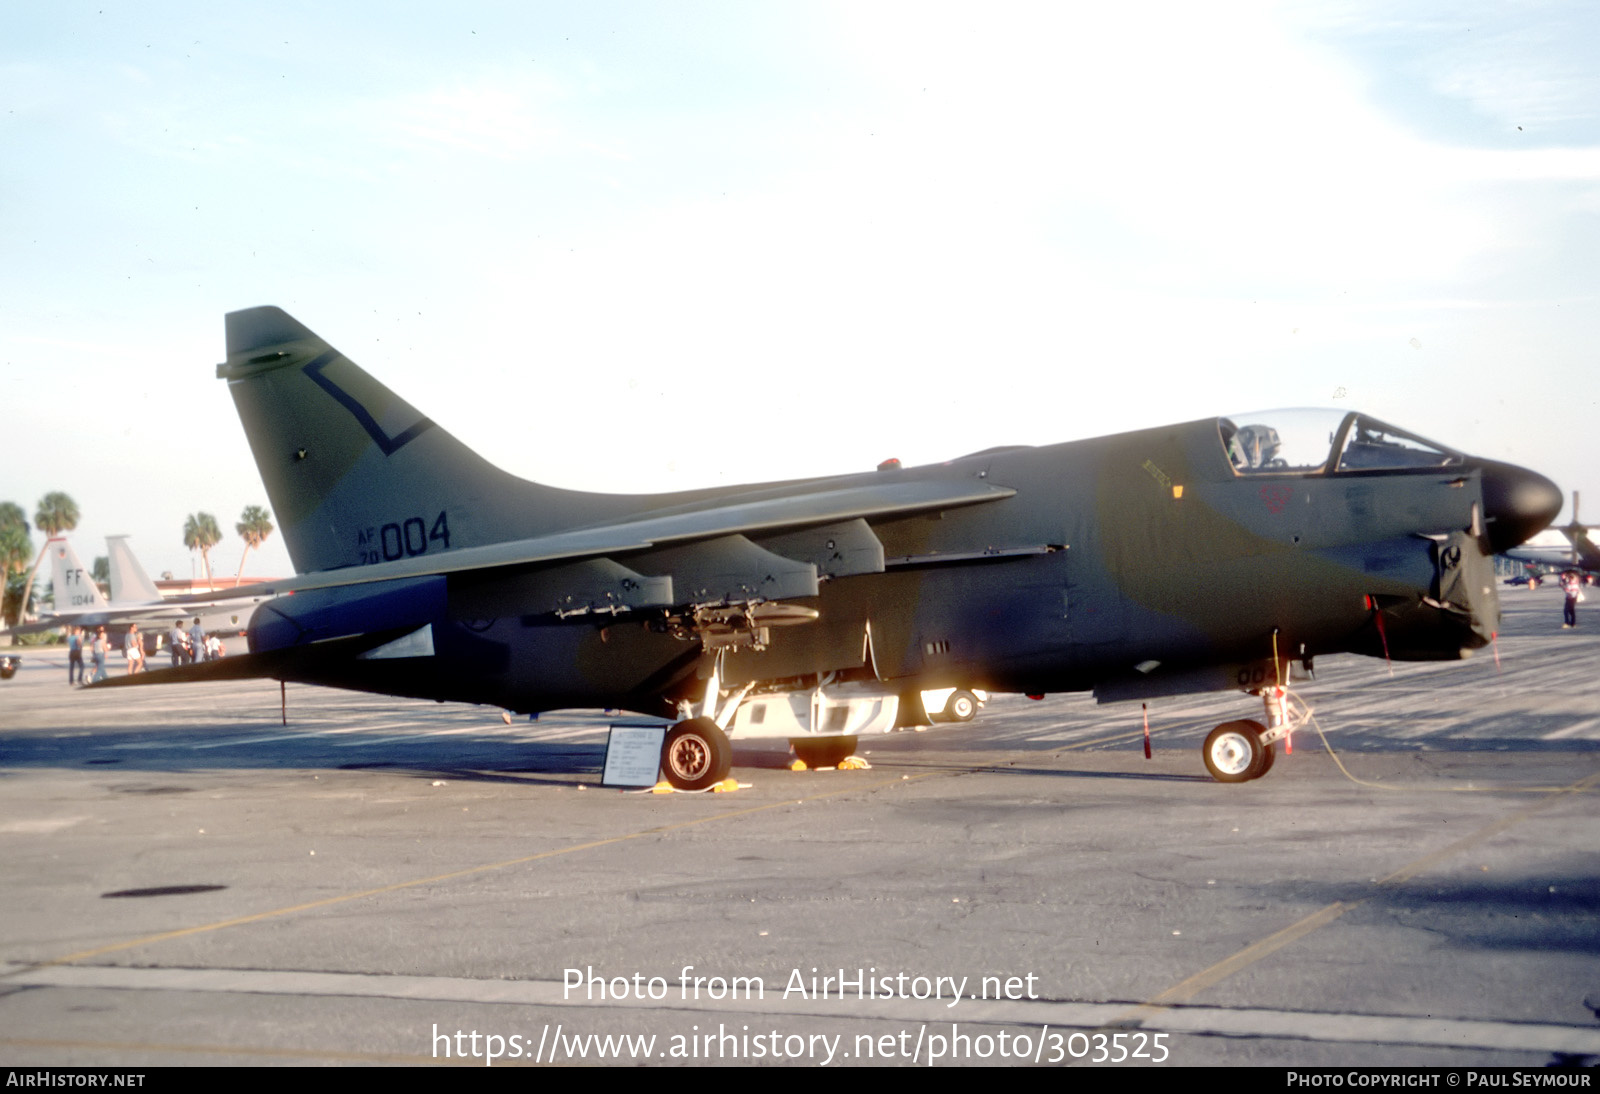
249;414;1509;717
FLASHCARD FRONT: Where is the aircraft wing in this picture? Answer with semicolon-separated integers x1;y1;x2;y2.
4;617;73;636
5;603;227;635
1505;528;1600;572
168;477;1016;606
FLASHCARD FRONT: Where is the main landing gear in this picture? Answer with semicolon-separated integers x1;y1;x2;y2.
1201;687;1295;783
655;603;821;790
659;645;742;791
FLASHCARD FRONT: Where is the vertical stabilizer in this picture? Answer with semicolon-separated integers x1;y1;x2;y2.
219;307;589;575
106;536;164;603
48;539;106;612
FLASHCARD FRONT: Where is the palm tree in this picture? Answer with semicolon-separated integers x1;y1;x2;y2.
0;503;31;627
234;505;274;585
13;492;78;628
183;512;222;590
0;523;34;627
34;493;79;538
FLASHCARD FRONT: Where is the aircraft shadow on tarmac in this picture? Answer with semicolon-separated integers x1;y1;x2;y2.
2;716;1597;784
1255;866;1600;959
1;735;1211;783
0;727;608;781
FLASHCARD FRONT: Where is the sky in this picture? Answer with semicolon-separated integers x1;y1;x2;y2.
4;1;1599;584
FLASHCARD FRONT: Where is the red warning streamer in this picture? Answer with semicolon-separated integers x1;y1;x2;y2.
1367;595;1394;677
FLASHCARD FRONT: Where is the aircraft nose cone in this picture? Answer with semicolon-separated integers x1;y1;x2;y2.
1476;459;1563;553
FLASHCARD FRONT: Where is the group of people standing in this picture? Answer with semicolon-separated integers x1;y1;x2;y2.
64;624;112;684
167;618;217;667
64;618;220;684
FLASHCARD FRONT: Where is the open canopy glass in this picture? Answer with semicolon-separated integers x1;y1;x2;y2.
1219;410;1464;476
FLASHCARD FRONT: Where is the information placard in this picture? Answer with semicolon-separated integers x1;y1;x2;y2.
602;723;668;787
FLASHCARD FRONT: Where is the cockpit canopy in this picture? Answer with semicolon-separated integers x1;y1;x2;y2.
1219;410;1464;476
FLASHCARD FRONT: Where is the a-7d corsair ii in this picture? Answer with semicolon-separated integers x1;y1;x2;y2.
97;307;1563;786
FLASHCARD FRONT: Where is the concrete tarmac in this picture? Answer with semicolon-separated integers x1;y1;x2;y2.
1;588;1597;1067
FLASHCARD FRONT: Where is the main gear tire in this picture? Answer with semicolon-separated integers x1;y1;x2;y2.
661;717;732;790
943;689;979;722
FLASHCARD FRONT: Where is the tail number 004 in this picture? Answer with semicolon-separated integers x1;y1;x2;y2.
358;512;451;564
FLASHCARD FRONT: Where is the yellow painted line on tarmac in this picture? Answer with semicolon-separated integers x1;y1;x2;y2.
1374;769;1600;886
1105;767;1600;1029
1108;901;1357;1029
10;770;944;973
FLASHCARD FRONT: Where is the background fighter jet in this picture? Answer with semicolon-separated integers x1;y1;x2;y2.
103;534;268;633
95;307;1564;786
11;536;266;638
1503;492;1599;575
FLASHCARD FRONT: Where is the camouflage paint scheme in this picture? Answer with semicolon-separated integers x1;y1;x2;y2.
97;308;1563;782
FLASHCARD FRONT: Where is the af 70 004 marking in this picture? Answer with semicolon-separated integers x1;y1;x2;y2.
357;512;451;564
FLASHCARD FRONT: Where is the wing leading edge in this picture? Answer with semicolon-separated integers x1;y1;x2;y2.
183;476;1016;611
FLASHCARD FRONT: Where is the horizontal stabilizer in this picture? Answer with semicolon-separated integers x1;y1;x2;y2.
83;630;408;689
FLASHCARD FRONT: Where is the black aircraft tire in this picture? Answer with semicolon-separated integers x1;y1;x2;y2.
944;689;979;722
792;735;858;769
1203;720;1268;783
661;718;732;791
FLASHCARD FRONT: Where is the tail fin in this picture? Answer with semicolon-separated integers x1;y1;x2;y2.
221;308;601;574
48;538;106;611
106;535;163;603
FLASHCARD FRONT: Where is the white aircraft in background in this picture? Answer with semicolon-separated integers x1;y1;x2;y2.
1503;492;1597;575
106;534;266;633
106;534;167;603
9;537;266;636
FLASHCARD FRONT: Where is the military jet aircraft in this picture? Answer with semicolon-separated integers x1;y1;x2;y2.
10;536;266;638
105;534;273;631
94;307;1563;786
1503;492;1598;574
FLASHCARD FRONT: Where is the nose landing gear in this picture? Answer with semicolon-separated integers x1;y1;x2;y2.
1201;686;1298;783
1203;720;1272;782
